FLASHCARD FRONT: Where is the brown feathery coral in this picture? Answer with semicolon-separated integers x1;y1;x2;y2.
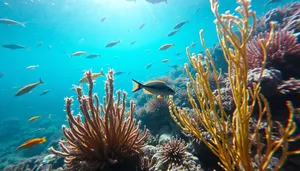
49;70;148;170
149;137;201;171
246;29;300;69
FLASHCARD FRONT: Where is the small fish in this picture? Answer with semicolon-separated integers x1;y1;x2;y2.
48;45;52;49
174;20;188;29
105;40;121;47
40;89;52;96
130;40;136;45
169;64;179;69
194;7;200;14
146;0;168;4
15;78;44;96
101;16;107;22
26;65;39;70
264;0;281;6
69;51;88;57
139;23;145;30
86;54;101;59
146;63;153;69
29;116;41;122
175;53;182;56
146;49;151;52
190;42;196;47
0;18;25;27
36;41;43;47
159;43;174;50
132;79;175;96
79;70;104;83
0;72;4;78
168;29;179;37
1;44;28;50
36;128;46;131
48;114;52;118
115;72;126;76
17;137;46;149
162;59;170;63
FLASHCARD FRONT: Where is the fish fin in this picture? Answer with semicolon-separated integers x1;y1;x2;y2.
145;80;166;85
100;69;104;76
41;137;46;143
165;0;167;4
144;88;154;94
132;79;143;92
39;78;44;84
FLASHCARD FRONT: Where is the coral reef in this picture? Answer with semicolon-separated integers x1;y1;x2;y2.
49;70;148;171
169;0;300;171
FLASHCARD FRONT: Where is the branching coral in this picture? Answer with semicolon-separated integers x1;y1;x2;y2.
49;70;148;170
247;29;300;69
169;0;300;170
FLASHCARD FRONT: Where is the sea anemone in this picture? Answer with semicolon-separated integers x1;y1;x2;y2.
49;70;148;170
149;137;201;171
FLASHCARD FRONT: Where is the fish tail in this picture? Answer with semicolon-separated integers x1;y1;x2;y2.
118;40;121;43
21;22;26;27
132;79;143;92
41;137;46;143
39;78;44;84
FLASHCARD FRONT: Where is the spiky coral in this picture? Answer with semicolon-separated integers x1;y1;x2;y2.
169;0;300;170
49;70;148;170
246;30;300;70
149;137;200;171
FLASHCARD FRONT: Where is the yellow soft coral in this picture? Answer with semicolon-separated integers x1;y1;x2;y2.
169;0;300;170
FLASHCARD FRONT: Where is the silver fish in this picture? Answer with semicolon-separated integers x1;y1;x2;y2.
146;63;153;69
40;89;52;96
101;16;107;22
174;20;188;29
159;43;174;50
146;0;168;4
1;44;28;50
130;40;136;45
69;51;88;57
15;78;44;96
168;29;179;37
106;40;121;47
0;18;25;27
139;23;145;30
86;54;101;59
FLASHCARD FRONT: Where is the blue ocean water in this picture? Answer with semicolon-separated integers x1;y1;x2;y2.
0;0;295;168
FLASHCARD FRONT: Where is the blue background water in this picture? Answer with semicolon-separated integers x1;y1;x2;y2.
0;0;294;160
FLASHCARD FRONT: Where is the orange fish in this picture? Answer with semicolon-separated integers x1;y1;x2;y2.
28;116;41;122
17;137;46;149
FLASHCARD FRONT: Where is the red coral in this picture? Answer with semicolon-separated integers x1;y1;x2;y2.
246;30;300;69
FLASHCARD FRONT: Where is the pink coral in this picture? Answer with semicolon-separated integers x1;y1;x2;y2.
246;30;300;69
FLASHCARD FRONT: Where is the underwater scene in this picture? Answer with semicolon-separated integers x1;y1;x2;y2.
0;0;300;170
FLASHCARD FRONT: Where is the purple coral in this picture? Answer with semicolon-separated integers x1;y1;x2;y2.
246;30;300;69
49;70;148;170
